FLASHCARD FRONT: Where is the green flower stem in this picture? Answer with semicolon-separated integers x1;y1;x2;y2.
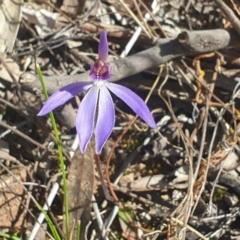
36;65;69;239
76;220;81;240
0;232;22;240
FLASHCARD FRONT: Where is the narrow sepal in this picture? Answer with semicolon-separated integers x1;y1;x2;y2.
37;82;92;116
76;86;99;153
106;83;156;128
98;31;108;61
95;86;115;153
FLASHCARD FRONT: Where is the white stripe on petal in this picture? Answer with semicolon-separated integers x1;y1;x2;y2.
95;86;115;153
76;86;99;153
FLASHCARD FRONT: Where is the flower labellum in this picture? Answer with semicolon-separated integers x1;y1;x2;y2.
38;31;156;153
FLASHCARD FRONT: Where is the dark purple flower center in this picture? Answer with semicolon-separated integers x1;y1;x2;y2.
92;58;108;78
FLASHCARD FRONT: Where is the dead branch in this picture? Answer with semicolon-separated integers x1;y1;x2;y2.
215;0;240;37
20;28;240;94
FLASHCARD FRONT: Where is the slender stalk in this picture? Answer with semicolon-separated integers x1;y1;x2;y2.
76;220;81;240
36;65;69;238
0;232;22;240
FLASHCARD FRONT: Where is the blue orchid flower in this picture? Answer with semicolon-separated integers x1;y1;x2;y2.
38;31;156;153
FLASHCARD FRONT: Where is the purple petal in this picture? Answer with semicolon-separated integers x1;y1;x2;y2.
95;86;115;153
37;82;92;116
105;83;156;128
98;31;108;61
76;86;99;153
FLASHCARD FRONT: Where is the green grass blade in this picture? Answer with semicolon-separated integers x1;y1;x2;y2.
0;232;22;240
36;65;69;239
76;220;81;240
